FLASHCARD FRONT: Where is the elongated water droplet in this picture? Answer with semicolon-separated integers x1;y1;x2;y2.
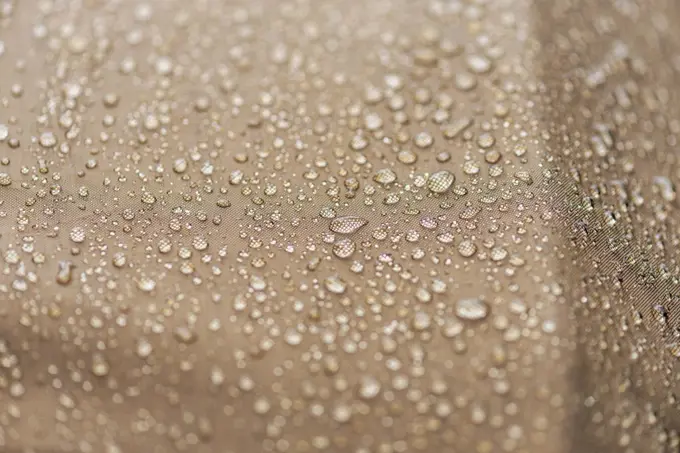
373;168;397;185
455;298;490;321
91;353;110;377
329;216;368;235
56;261;74;285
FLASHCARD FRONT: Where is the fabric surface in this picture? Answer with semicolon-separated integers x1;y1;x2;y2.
0;0;678;452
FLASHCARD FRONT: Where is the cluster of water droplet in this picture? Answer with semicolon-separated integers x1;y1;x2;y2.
0;0;677;452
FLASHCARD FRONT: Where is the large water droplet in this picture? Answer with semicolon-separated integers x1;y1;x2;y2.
455;298;490;321
427;170;455;194
373;168;397;185
329;216;368;234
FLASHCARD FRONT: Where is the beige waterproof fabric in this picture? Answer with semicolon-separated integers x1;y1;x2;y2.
0;0;678;452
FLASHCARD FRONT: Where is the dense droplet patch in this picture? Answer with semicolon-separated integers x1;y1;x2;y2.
0;1;674;452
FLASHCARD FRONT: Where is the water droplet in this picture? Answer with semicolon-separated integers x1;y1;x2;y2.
358;375;381;400
441;318;464;338
319;207;337;219
324;275;347;294
436;231;455;244
364;112;383;131
112;253;127;268
136;339;153;358
420;217;438;229
137;277;156;292
477;133;496;149
332;403;353;423
69;227;86;243
329;216;368;235
427;171;455;194
332;238;356;259
514;171;533;185
254;397;271;415
444;117;473;139
490;247;508;261
397;149;417;164
467;54;492;74
141;192;156;204
412;311;432;331
373;168;397;185
56;261;74;285
91;354;110;377
192;235;209;251
284;328;303;346
158;238;172;254
654;176;676;202
350;135;368;151
413;47;438;67
39;131;57;148
414;132;434;149
173;326;197;344
455;298;490;321
458;240;477;257
173;158;188;173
